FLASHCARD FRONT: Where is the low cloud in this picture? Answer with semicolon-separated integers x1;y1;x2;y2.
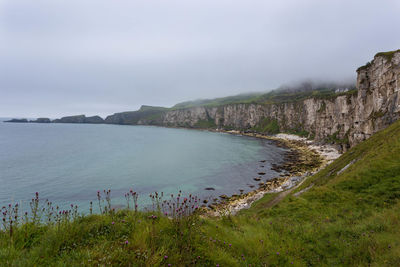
1;0;399;117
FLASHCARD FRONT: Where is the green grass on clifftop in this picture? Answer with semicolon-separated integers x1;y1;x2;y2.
172;84;356;109
1;120;400;266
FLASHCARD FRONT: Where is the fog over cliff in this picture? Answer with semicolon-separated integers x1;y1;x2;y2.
1;0;400;117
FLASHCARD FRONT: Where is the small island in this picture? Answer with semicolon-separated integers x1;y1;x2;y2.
4;118;28;123
4;115;104;124
30;118;51;123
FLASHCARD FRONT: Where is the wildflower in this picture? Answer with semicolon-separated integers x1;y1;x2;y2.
164;256;168;259
277;252;280;255
112;221;115;225
229;244;232;247
125;240;129;244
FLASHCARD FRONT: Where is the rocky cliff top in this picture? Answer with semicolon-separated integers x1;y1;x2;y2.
357;49;400;72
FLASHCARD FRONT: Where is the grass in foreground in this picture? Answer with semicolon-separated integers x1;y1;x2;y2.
1;120;400;266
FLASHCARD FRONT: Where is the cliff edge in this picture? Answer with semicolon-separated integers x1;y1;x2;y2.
158;50;400;150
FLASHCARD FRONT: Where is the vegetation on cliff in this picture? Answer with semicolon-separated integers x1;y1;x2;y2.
171;93;262;109
250;117;280;134
2;118;400;266
172;82;356;109
375;49;400;63
104;106;168;125
357;49;400;71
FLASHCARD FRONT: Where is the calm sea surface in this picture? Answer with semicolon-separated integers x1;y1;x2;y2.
0;120;286;212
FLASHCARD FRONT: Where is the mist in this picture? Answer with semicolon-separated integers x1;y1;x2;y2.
1;0;399;117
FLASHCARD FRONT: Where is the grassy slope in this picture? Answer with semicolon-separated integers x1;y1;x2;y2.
171;86;357;110
1;120;400;266
204;116;400;266
106;105;168;125
171;93;263;109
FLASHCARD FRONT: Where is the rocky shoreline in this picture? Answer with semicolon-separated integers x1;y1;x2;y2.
204;131;341;216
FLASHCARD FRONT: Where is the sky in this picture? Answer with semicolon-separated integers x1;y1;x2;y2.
1;0;400;118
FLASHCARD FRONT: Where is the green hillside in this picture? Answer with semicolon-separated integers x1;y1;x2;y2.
172;83;356;109
1;119;400;266
171;93;262;109
104;105;168;125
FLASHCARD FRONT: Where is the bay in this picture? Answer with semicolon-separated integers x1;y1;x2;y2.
0;121;286;212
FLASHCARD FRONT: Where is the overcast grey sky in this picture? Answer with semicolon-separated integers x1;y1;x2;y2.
1;0;399;118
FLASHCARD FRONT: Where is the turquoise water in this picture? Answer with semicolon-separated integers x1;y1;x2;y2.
0;121;286;212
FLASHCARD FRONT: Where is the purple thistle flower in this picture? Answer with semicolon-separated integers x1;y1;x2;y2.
164;255;168;259
112;221;115;225
125;240;129;244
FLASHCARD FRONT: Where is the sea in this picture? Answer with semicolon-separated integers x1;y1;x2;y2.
0;119;286;213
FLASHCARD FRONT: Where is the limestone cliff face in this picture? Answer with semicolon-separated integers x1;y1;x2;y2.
161;107;218;127
159;51;400;150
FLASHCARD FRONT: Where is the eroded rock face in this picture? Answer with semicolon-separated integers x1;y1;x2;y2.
159;51;400;150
